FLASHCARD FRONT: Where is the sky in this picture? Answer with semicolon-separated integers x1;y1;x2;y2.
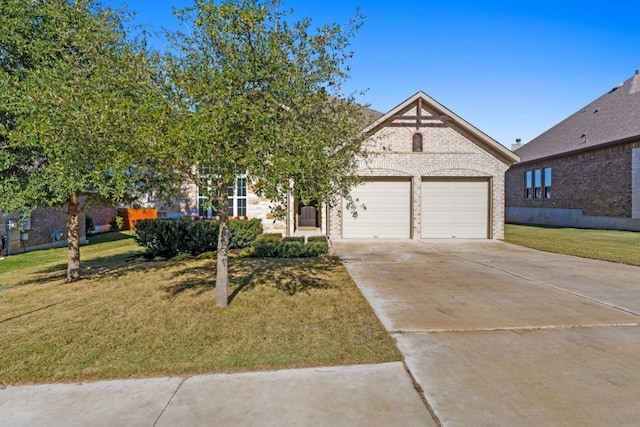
105;0;640;148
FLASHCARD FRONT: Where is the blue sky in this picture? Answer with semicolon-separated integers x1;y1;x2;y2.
107;0;640;147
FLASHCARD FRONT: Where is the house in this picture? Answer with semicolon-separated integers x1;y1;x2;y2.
162;91;519;239
1;206;118;255
505;70;640;231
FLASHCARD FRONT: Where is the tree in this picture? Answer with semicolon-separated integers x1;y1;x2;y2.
164;0;369;307
0;0;172;281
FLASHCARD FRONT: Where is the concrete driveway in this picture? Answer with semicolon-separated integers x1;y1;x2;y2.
333;239;640;426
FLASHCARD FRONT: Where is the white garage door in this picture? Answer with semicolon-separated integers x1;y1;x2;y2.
343;180;411;238
421;180;489;238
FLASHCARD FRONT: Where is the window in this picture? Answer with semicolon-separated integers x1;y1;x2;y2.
534;169;542;199
524;170;532;199
412;133;423;152
197;172;248;218
228;176;247;217
544;168;552;199
198;184;218;218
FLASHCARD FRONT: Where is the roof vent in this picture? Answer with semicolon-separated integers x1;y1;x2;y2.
609;82;624;93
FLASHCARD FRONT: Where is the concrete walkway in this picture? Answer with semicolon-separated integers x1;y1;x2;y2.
333;239;640;426
0;363;434;426
6;238;640;426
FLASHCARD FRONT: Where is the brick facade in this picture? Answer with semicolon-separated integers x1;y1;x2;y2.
163;93;516;239
2;207;87;254
328;118;512;240
506;142;637;218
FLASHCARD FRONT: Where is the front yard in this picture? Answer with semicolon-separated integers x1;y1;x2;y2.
504;224;640;266
0;232;401;385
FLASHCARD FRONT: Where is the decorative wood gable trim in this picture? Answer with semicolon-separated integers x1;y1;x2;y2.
364;91;519;164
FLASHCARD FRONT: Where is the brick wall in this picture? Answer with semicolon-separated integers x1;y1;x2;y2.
506;143;636;218
2;207;87;254
329;121;511;239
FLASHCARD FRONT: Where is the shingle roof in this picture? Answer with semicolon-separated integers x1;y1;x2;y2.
515;71;640;163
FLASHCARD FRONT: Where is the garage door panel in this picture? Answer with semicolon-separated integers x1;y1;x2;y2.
343;180;410;239
422;180;488;239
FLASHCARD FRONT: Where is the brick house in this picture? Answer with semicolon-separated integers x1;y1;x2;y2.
506;70;640;231
165;91;518;239
1;206;118;255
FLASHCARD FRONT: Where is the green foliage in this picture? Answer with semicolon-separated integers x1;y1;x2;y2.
134;219;218;258
252;233;283;258
250;234;328;258
134;219;262;259
304;235;329;256
109;216;124;232
229;218;263;249
304;241;329;257
278;240;305;258
0;0;175;281
163;0;369;304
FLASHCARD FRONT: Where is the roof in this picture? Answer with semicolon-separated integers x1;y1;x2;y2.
365;91;519;163
515;71;640;163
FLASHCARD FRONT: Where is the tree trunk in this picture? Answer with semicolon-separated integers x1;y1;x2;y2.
215;182;230;307
66;193;82;282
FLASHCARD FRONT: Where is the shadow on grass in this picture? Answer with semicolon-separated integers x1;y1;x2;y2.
87;231;134;244
10;250;158;287
164;256;342;303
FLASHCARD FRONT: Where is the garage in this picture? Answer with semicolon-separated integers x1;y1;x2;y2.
343;179;411;238
421;179;489;238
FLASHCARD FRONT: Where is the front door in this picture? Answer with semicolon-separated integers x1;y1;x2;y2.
299;205;317;227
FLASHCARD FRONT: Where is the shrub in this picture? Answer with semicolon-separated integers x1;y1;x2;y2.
252;233;282;258
278;240;304;258
282;236;305;244
109;216;124;231
134;219;218;258
229;218;262;248
304;241;329;257
307;235;328;243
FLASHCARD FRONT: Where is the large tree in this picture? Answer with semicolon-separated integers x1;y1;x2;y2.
164;0;370;307
0;0;172;281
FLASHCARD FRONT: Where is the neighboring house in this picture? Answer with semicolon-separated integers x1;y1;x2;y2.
506;70;640;231
162;91;519;239
1;206;119;255
1;208;86;255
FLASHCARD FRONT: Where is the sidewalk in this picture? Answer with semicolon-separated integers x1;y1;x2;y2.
0;362;436;426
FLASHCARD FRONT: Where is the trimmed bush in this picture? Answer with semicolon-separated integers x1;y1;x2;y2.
134;219;218;258
304;241;329;257
135;218;263;259
278;240;304;258
281;236;305;244
229;218;263;248
252;233;282;258
307;235;328;243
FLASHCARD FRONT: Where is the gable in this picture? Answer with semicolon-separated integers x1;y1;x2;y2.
365;92;519;165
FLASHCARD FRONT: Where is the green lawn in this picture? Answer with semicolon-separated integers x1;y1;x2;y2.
504;224;640;266
0;232;401;385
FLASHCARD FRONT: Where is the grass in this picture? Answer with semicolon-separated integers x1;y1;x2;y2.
504;224;640;266
0;232;401;385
